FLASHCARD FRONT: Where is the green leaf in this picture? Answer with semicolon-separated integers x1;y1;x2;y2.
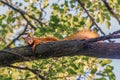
73;16;78;22
67;68;77;74
3;77;12;80
99;59;112;66
50;15;59;23
70;62;78;70
86;18;92;28
25;73;31;79
80;21;85;25
99;14;104;23
105;14;111;20
2;24;7;28
105;65;113;71
94;77;106;80
108;72;116;80
105;20;111;29
91;68;97;74
24;0;29;2
96;72;106;77
49;69;56;76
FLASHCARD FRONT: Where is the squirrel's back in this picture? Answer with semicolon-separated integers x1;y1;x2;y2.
23;30;99;51
64;30;99;40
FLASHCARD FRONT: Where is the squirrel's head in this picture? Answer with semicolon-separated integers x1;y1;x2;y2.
22;33;34;45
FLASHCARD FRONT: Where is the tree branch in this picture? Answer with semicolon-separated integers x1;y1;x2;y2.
102;0;120;24
0;50;30;61
0;0;37;30
76;0;112;42
7;65;45;80
1;32;120;67
76;0;104;34
85;29;120;43
5;23;29;48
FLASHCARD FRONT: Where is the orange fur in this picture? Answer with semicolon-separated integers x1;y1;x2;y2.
32;37;58;51
23;30;99;51
22;34;58;51
64;30;99;40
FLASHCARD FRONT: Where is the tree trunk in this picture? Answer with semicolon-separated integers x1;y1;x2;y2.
0;40;120;67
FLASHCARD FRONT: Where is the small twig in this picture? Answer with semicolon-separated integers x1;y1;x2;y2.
5;23;29;48
76;0;105;34
7;65;46;80
76;0;112;42
7;0;43;27
39;3;47;20
111;30;120;35
0;0;36;30
102;0;120;24
89;22;94;29
85;31;120;44
21;13;37;30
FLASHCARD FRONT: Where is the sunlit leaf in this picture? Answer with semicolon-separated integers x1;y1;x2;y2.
99;59;112;66
105;20;111;29
67;68;77;74
70;62;78;70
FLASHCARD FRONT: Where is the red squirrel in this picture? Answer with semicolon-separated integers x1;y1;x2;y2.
22;34;58;51
22;30;99;51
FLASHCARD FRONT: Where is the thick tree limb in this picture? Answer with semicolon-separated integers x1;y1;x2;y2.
1;30;120;67
0;39;120;67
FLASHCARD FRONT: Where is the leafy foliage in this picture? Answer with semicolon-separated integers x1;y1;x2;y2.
0;0;119;79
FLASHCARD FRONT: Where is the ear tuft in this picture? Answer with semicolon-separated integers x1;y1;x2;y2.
27;33;32;37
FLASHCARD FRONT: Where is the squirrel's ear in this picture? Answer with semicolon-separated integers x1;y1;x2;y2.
27;33;32;37
22;33;31;39
22;36;25;39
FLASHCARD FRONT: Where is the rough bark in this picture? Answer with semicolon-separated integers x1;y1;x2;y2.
0;40;120;67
